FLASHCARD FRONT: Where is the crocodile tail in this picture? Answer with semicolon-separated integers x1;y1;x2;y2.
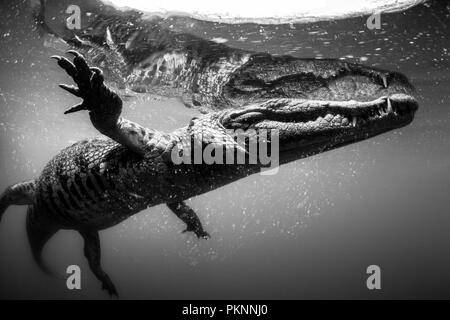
1;180;61;277
26;206;60;277
0;180;36;223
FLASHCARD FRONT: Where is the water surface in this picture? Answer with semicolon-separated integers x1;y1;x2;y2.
0;0;449;299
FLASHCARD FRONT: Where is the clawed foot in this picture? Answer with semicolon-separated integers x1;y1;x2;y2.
52;51;122;131
101;279;119;299
182;227;211;239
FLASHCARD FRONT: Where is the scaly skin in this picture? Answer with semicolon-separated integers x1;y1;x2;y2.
0;48;417;297
34;0;412;112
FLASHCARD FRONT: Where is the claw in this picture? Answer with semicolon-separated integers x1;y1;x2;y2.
59;84;80;97
53;56;77;77
102;283;119;299
90;67;105;87
70;52;91;83
66;50;80;57
64;102;88;114
90;67;103;77
182;227;210;239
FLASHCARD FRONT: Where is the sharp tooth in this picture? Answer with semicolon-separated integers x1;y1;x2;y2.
387;98;393;114
352;116;357;127
105;27;115;48
382;76;388;88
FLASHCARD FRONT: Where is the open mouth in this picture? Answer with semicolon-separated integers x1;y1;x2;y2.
221;93;418;132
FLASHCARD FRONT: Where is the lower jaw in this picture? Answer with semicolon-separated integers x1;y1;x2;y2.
355;111;416;132
278;111;415;159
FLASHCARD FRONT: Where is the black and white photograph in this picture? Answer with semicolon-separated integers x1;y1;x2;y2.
0;0;449;304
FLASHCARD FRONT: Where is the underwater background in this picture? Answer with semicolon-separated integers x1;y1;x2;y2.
0;0;449;299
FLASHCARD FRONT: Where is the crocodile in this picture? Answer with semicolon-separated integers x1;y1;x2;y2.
0;50;417;297
33;0;411;112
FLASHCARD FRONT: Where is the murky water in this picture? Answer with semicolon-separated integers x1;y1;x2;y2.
0;0;449;299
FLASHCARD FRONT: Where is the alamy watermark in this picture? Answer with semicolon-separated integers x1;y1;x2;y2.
66;5;81;30
366;12;382;30
366;265;381;290
66;265;81;290
170;128;280;176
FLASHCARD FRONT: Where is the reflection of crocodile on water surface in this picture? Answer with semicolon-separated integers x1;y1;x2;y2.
0;0;418;296
33;0;415;111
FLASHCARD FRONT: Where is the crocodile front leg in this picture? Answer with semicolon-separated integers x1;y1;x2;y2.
52;51;157;156
167;201;210;239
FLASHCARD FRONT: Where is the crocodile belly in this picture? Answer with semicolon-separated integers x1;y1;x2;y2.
34;137;151;229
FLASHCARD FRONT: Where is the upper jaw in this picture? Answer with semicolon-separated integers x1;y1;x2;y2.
223;55;416;107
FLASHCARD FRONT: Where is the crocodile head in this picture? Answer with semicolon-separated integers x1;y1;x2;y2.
33;0;417;120
223;54;415;107
218;68;418;160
